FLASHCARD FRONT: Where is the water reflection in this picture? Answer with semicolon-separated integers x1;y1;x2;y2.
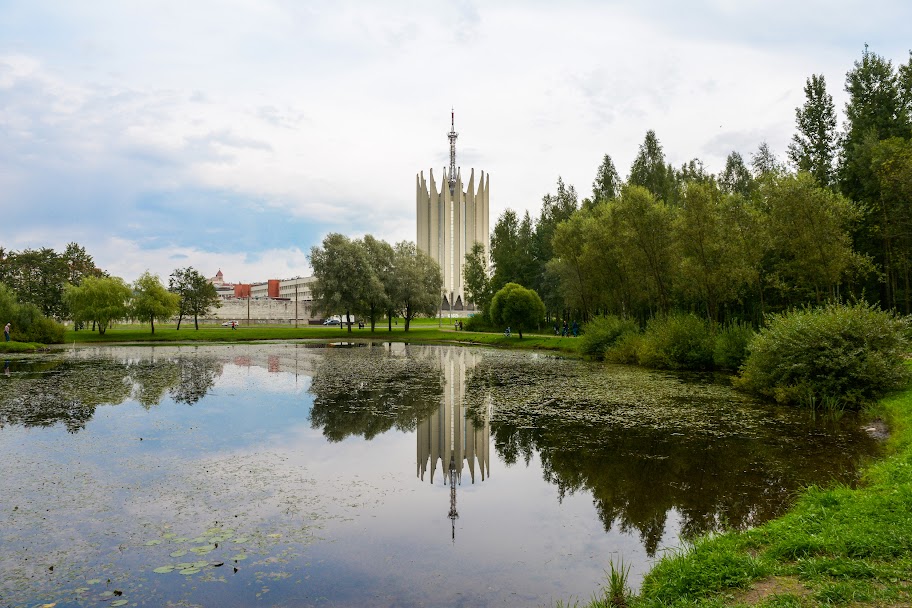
416;348;492;540
308;344;444;441
0;352;224;431
465;355;881;556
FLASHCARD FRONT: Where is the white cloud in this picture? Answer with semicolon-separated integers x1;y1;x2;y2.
1;0;909;281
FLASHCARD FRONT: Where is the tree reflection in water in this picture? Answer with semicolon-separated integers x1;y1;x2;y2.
465;354;881;557
0;353;224;432
308;344;443;441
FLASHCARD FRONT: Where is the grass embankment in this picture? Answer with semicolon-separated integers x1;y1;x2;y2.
617;384;912;608
62;320;580;354
0;341;48;353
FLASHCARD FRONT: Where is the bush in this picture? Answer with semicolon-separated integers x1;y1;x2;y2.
735;302;910;409
605;332;643;365
464;312;494;332
713;321;756;371
637;313;715;370
0;284;67;344
579;315;639;360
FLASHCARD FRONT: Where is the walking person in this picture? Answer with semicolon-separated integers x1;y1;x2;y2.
3;322;9;342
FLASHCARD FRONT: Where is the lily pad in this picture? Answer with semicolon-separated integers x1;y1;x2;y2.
144;539;162;546
190;536;208;543
232;553;247;561
86;579;102;585
111;600;128;607
192;560;209;568
232;537;248;544
179;567;200;575
75;587;89;593
169;549;187;558
175;562;194;569
190;545;214;555
153;566;174;574
172;536;190;543
163;533;177;539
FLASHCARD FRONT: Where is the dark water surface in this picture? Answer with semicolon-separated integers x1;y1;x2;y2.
0;343;881;607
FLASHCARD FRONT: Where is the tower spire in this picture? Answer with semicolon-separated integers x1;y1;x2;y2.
447;108;458;195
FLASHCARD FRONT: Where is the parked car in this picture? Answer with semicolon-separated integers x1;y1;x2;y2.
322;318;341;325
221;321;238;327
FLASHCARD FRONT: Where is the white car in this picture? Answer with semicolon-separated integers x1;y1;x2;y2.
322;318;342;325
221;321;238;327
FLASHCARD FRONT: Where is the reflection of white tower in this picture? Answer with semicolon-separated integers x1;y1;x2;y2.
416;347;492;541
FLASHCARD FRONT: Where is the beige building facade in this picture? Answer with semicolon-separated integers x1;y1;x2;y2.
416;114;489;314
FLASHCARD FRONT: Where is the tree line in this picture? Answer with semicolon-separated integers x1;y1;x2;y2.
0;242;220;339
472;46;912;326
309;234;442;331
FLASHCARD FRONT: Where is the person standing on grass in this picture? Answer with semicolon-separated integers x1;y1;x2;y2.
3;322;9;341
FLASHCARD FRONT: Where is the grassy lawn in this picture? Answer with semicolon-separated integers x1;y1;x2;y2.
614;380;912;608
61;320;581;354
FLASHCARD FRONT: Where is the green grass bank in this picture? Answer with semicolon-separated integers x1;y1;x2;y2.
60;320;582;354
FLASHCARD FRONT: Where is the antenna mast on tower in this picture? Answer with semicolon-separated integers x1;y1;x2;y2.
447;108;458;195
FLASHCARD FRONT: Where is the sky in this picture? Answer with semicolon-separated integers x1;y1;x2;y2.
1;1;910;284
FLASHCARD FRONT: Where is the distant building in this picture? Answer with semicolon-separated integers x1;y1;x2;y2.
416;111;490;315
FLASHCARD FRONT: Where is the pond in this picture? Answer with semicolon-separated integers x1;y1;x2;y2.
0;343;881;607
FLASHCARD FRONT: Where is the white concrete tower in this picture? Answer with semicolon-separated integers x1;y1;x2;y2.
416;110;490;313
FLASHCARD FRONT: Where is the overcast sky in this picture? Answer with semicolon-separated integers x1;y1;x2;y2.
2;1;910;284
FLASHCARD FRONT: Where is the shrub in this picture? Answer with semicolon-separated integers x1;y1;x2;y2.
0;285;67;344
605;332;643;365
713;321;756;371
637;313;715;370
579;315;639;360
464;312;494;332
735;302;910;409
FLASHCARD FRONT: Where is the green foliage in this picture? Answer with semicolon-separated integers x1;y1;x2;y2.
788;74;838;187
629;129;678;205
578;315;638;360
168;267;220;330
0;284;66;343
604;332;643;365
735;302;910;408
489;282;545;338
591;153;621;205
637;313;715;370
63;275;132;335
0;242;100;319
389;241;443;331
712;321;755;371
131;271;180;334
462;242;492;314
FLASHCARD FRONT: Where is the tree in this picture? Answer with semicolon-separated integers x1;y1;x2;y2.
763;172;871;303
550;210;594;318
310;234;371;332
629;130;677;204
591;153;621;206
389;241;442;331
131;271;179;334
64;276;131;335
674;182;750;323
612;186;677;315
490;209;536;292
751;141;782;177
463;242;492;316
168;267;219;330
788;74;838;187
489;282;545;338
359;235;393;331
719;151;755;197
840;45;909;204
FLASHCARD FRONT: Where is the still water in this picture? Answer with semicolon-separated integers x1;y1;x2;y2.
0;343;880;607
